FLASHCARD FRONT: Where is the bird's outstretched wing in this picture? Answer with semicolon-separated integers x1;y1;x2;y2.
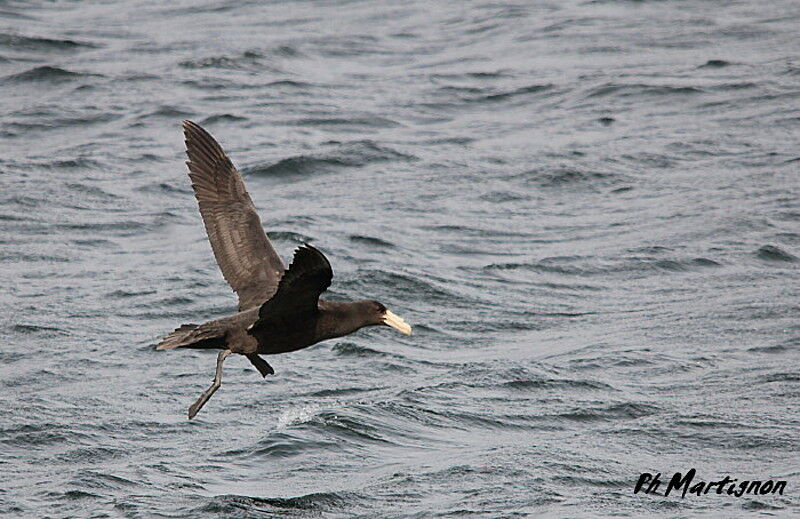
183;120;285;311
249;244;333;333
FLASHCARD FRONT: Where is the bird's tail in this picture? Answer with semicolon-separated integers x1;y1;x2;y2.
156;323;223;350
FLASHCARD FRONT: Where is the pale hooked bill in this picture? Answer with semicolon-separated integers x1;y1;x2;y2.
383;309;412;335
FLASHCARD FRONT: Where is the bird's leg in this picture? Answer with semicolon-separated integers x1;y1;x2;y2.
188;349;231;419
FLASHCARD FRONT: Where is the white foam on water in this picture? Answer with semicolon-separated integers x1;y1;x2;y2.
276;404;324;429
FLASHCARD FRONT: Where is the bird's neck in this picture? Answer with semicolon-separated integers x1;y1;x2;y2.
317;300;379;340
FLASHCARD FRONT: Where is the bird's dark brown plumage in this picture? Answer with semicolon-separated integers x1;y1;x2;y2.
183;120;284;311
157;121;412;419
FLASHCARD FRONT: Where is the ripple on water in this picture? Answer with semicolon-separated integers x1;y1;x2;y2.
199;492;350;515
225;432;338;460
331;341;388;357
3;66;101;83
0;423;91;446
266;230;315;244
341;269;464;305
487;253;725;279
585;83;704;99
522;167;629;190
0;34;99;52
134;181;191;195
699;59;734;68
200;114;248;125
306;410;391;444
500;377;616;392
474;83;555;103
245;140;414;179
137;105;193;120
756;244;797;262
66;470;138;491
178;50;278;72
348;234;395;249
9;324;68;336
555;402;661;423
748;336;800;354
292;115;401;128
431;83;555;107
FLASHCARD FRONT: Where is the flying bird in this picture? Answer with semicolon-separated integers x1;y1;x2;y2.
157;121;412;419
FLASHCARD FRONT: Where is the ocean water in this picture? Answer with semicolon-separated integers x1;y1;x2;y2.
1;1;798;517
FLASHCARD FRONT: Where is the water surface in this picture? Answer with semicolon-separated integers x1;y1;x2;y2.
1;1;798;517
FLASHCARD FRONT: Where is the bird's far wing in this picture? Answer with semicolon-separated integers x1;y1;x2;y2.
249;244;333;333
183;120;285;311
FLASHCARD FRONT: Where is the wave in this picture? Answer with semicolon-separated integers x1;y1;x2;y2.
9;324;67;335
348;234;395;248
555;402;661;422
340;268;464;305
1;252;71;263
134;182;191;195
585;83;704;99
522;167;628;189
291;116;400;128
179;50;282;73
698;59;734;68
756;244;797;262
500;378;615;392
136;105;193;120
307;410;391;443
485;253;724;277
477;83;554;102
245;140;415;178
331;342;388;357
276;404;325;429
0;33;98;52
748;336;800;354
200;114;247;125
2;114;117;135
4;66;101;83
265;79;315;89
201;492;349;514
226;432;337;459
266;230;315;244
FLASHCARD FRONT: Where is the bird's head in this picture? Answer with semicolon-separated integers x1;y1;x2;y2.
362;300;412;335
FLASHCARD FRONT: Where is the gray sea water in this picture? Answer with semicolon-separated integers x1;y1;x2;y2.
1;1;799;517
